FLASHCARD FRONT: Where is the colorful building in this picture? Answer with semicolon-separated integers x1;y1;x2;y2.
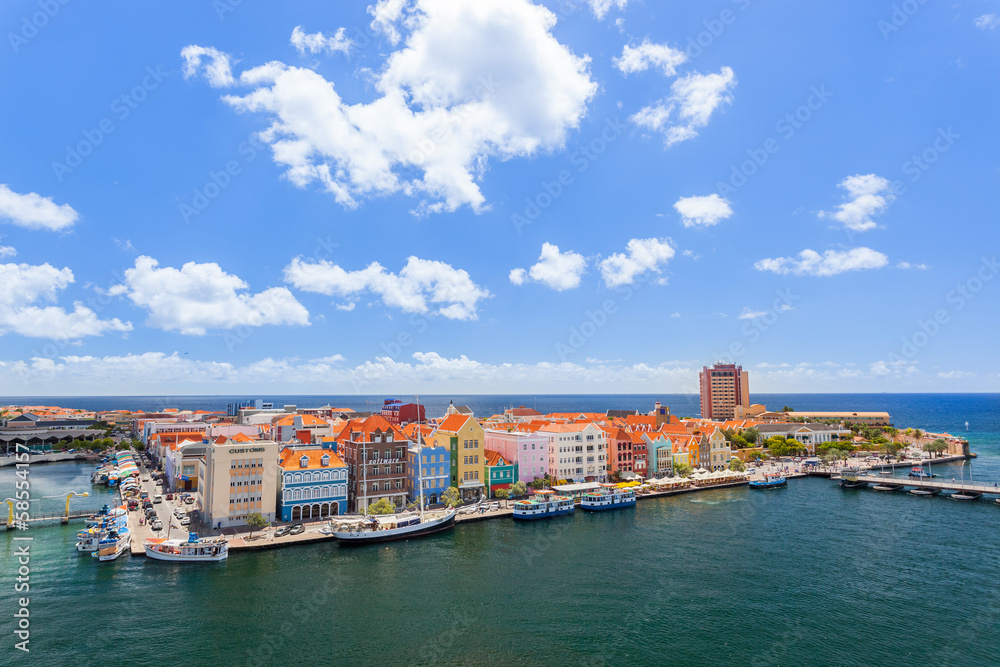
538;422;608;483
434;414;485;501
336;415;411;513
201;434;280;529
484;427;549;482
407;442;450;507
277;445;348;521
699;363;750;421
484;449;517;498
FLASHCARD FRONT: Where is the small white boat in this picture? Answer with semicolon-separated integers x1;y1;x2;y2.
144;533;229;562
580;484;637;511
512;490;575;520
92;529;131;561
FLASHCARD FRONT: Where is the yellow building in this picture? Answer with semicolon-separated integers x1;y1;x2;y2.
200;433;280;529
434;414;485;501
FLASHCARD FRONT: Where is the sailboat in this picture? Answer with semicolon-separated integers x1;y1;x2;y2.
333;396;456;545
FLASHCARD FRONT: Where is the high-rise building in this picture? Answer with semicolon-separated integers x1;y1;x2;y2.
699;363;750;420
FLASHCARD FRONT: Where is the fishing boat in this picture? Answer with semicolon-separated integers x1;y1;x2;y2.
580;484;637;511
512;490;576;519
144;533;229;562
333;509;457;544
749;472;787;490
92;528;131;561
908;466;937;478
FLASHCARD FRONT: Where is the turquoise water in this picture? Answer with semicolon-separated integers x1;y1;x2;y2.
1;394;998;665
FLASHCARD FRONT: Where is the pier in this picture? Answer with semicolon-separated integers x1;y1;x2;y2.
837;473;1000;496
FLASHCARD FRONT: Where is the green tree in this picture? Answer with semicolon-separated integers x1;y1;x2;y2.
913;429;923;441
510;481;527;498
880;441;903;459
495;488;510;508
672;461;693;477
441;486;460;507
366;497;396;515
246;512;268;538
923;438;948;458
766;436;790;457
741;427;760;445
781;406;794;412
728;458;745;472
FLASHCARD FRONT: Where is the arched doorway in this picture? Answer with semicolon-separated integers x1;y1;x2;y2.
312;503;320;519
330;502;339;516
291;505;301;521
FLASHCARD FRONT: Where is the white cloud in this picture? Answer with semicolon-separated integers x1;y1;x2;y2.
896;261;929;270
0;351;702;395
207;0;596;213
600;237;675;287
738;308;767;320
670;312;681;318
180;45;236;88
819;174;893;232
285;256;490;320
673;193;733;228
0;184;78;231
0;242;15;258
587;0;629;20
369;0;409;44
630;67;736;146
0;262;132;339
974;14;1000;29
938;370;975;379
291;26;353;56
509;242;586;291
114;256;310;335
754;247;889;277
614;39;687;76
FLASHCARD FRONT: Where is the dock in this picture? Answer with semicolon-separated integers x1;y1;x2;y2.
837;473;1000;496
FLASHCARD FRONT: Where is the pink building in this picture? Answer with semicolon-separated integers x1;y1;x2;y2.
484;428;550;483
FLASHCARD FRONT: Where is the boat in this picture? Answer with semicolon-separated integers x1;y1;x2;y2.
951;491;983;501
580;484;637;511
144;533;229;562
92;528;131;561
512;490;576;519
749;473;787;490
333;509;457;544
908;466;937;478
872;484;904;492
837;469;867;489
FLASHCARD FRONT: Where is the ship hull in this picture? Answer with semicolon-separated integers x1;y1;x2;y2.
334;513;456;544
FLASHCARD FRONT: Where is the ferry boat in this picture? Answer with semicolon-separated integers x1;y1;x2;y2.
749;473;787;490
512;490;576;519
836;468;867;489
92;528;131;561
144;533;229;562
580;484;637;511
332;509;457;544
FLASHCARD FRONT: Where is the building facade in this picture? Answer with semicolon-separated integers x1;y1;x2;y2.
539;423;608;483
699;363;750;421
484;449;517;498
201;435;280;529
277;446;348;522
337;415;411;513
484;428;549;482
434;414;485;501
407;443;450;506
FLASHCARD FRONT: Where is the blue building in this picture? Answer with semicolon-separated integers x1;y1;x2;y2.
277;445;348;522
407;443;450;507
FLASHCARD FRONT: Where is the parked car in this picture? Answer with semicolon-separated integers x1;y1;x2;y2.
153;494;163;504
273;526;291;538
151;520;163;531
179;517;190;526
289;524;305;535
184;497;195;505
489;502;499;511
141;476;149;482
165;493;174;501
173;508;185;518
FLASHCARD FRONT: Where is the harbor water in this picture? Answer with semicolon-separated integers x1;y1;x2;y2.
1;393;998;665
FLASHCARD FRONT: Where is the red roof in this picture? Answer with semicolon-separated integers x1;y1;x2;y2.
437;414;472;433
484;449;510;467
278;448;346;470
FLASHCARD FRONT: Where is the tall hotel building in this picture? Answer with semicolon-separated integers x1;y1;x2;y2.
699;363;750;420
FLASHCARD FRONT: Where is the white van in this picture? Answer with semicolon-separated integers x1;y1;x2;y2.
153;494;163;504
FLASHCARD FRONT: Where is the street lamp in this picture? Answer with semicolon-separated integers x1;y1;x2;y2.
43;491;89;523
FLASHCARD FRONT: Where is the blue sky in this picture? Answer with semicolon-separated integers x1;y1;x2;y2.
1;0;998;396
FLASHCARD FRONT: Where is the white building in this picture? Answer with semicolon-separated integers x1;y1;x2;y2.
200;434;280;529
537;423;607;482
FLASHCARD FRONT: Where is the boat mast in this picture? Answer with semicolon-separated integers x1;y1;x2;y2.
416;394;425;518
361;435;367;516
